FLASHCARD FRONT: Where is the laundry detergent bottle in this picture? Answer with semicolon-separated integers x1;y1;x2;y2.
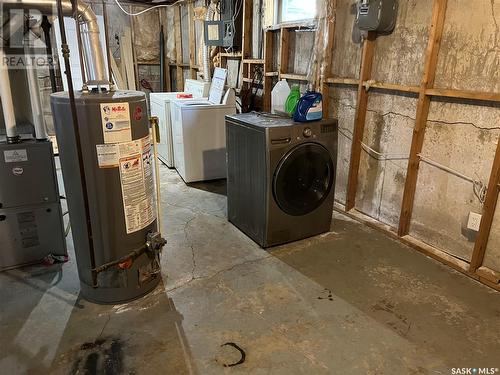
285;85;301;115
293;91;323;122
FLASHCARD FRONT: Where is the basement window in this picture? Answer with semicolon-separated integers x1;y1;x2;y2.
280;0;317;23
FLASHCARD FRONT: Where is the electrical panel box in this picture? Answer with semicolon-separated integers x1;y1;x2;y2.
356;0;398;33
0;140;66;270
204;0;243;48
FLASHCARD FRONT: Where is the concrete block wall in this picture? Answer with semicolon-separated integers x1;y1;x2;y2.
411;103;499;262
356;92;415;228
330;86;358;205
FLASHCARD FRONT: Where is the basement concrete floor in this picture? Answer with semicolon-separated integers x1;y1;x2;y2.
1;165;500;374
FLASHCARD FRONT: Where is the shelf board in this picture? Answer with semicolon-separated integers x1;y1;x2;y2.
220;52;242;58
325;77;360;85
280;73;308;81
242;77;264;86
169;63;190;68
363;81;420;93
243;59;264;64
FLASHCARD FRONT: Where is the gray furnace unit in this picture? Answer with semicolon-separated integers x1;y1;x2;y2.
0;140;67;270
51;90;165;304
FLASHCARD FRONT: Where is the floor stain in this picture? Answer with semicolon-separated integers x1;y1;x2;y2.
372;299;411;337
317;288;334;301
71;337;124;375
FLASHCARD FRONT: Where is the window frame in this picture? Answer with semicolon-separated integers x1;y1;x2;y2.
277;0;318;24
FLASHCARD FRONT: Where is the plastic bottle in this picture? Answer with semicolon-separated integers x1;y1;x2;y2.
271;79;291;114
293;91;323;122
285;85;301;115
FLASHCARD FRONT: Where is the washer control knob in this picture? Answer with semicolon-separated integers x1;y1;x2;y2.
303;128;313;138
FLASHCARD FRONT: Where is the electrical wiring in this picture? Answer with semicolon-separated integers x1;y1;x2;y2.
233;0;243;21
418;154;487;204
338;127;408;161
338;127;487;205
114;0;188;17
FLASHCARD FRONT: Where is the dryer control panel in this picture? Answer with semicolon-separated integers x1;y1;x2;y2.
268;122;330;150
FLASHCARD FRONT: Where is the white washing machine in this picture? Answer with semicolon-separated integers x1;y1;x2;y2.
150;80;210;167
171;89;236;183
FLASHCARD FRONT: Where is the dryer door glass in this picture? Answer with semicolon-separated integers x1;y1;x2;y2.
273;143;334;216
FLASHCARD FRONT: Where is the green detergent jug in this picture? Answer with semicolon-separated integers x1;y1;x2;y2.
285;86;301;115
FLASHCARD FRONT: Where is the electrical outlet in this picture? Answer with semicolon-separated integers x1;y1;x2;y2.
467;212;482;232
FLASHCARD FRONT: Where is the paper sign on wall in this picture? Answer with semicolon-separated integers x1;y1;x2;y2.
100;102;132;144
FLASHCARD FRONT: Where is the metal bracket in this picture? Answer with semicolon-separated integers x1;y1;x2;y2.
146;232;167;255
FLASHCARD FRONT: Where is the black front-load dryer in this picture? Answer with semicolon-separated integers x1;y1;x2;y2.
226;113;338;247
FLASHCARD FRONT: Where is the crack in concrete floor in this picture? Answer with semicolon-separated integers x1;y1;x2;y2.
164;255;274;294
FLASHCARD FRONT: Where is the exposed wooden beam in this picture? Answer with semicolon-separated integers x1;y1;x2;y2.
345;31;377;211
425;88;500;103
128;6;139;90
121;27;136;90
158;9;171;92
188;2;197;79
242;0;253;60
476;267;500;284
398;0;448;236
363;81;420;94
263;30;273;112
323;79;500;102
243;59;264;64
278;28;290;78
325;77;360;85
109;54;125;89
174;5;184;91
280;73;308;81
470;139;500;272
321;0;337;118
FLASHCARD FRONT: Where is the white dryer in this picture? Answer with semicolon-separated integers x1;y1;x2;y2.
150;80;210;167
171;89;236;183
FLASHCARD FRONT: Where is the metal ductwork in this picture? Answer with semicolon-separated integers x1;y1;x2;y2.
0;12;25;142
0;48;18;142
2;0;107;85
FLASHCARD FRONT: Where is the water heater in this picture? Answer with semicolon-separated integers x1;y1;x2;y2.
51;90;165;304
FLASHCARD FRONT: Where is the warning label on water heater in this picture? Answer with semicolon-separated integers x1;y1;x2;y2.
100;102;132;144
96;139;148;169
118;136;156;234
